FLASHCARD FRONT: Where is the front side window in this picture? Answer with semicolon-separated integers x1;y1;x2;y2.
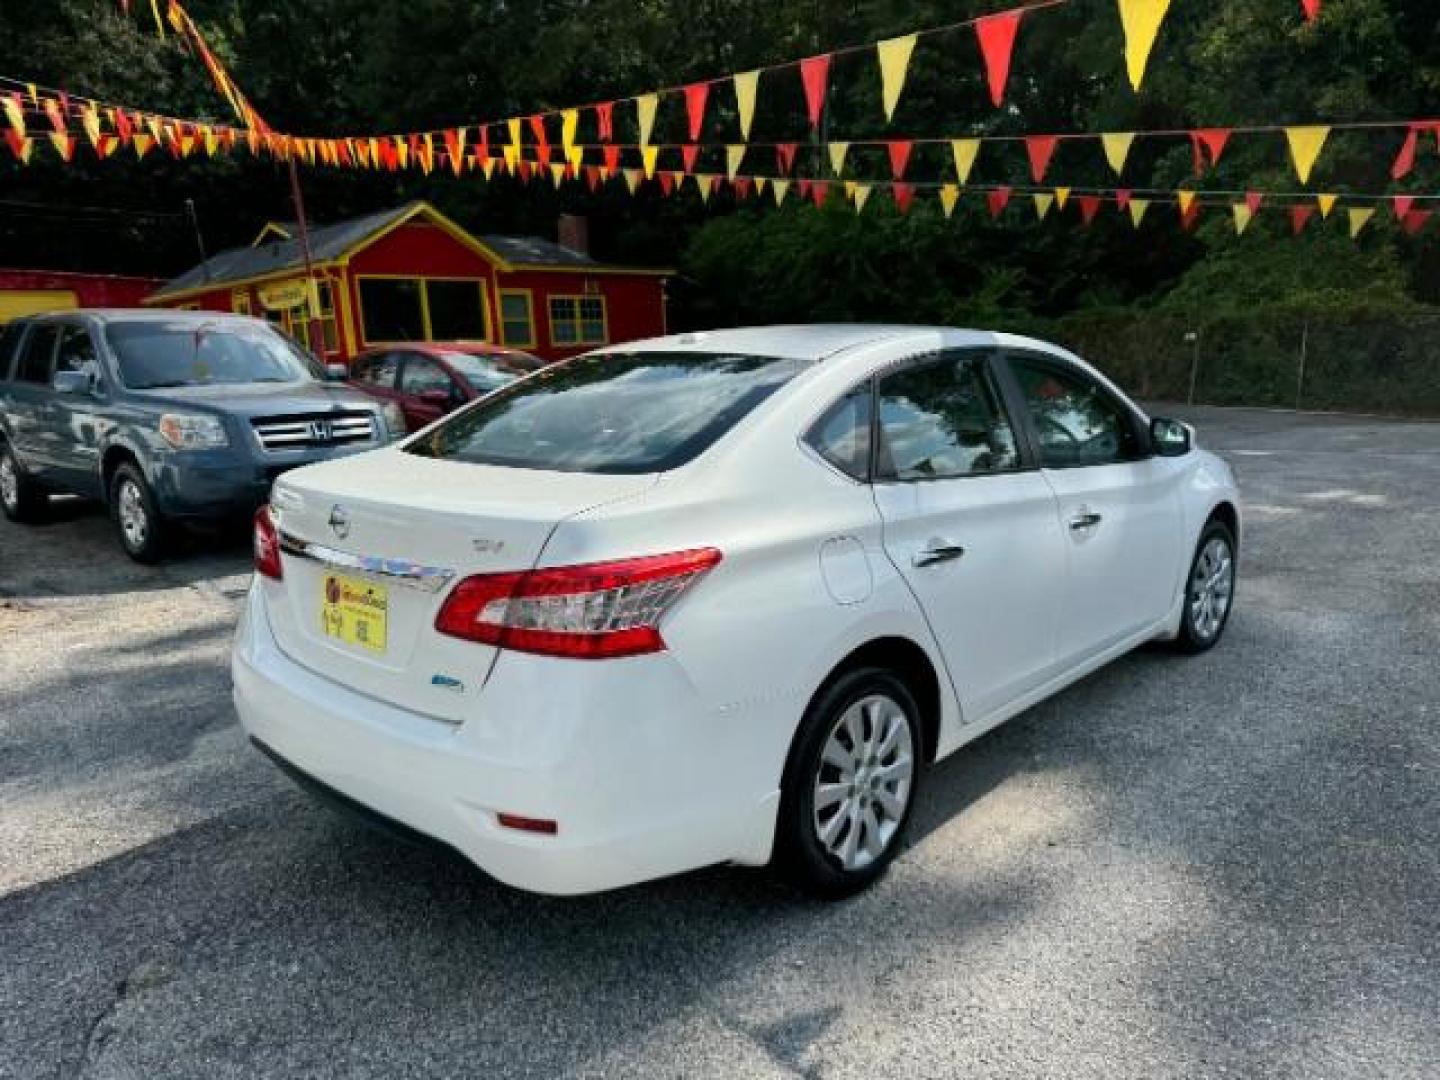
548;295;607;346
407;351;805;474
17;324;60;384
875;352;1019;481
806;384;872;480
499;291;535;348
105;319;320;389
354;352;400;389
441;351;536;394
56;324;98;374
400;356;454;397
1009;355;1139;468
0;322;28;381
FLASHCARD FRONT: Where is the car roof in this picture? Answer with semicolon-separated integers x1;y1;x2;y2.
20;308;260;326
591;325;998;362
360;341;532;358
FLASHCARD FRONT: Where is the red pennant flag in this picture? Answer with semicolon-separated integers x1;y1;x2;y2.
1393;195;1416;220
776;142;798;175
1181;203;1202;231
658;171;675;195
595;102;615;142
476;126;490;160
1025;136;1058;183
1290;205;1315;235
336;139;353;166
1078;196;1103;226
892;182;915;215
796;178;812;200
42;97;66;133
683;82;710;142
528;114;548;146
800;55;831;130
1392;126;1419;180
94;134;117;159
602;144;621;173
1189;128;1231;173
887;140;913;180
1245;191;1264;215
987;186;1012;218
1403;210;1432;236
974;10;1023;108
4;128;28;162
114;109;133;144
682;144;700;174
733;176;754;199
810;180;830;208
585;164;601;191
1301;0;1321;20
1115;189;1133;211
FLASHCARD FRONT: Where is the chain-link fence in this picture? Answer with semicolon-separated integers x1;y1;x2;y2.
1050;311;1440;417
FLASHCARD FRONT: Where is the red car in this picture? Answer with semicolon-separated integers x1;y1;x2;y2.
347;343;545;432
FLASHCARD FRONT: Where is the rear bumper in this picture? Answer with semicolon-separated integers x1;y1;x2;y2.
230;583;782;895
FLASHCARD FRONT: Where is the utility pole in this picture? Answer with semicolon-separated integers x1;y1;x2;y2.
286;156;324;355
185;199;211;281
1295;320;1309;412
1185;329;1201;406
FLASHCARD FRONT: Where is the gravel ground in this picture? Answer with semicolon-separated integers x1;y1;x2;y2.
2;406;1437;1079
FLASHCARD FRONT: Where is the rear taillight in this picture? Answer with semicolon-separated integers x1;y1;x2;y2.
435;548;722;659
254;504;283;580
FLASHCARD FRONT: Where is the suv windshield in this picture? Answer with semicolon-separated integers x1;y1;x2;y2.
105;319;320;390
441;351;539;393
406;351;804;474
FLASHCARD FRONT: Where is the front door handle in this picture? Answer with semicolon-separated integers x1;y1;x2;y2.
913;541;966;568
1069;511;1103;531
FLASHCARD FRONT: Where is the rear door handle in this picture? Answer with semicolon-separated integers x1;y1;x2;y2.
1069;511;1103;531
913;541;966;568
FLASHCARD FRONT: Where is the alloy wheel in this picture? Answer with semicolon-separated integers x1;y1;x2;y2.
1189;535;1234;642
118;479;149;551
0;453;16;511
812;693;915;871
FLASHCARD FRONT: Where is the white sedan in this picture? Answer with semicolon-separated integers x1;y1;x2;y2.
234;326;1240;897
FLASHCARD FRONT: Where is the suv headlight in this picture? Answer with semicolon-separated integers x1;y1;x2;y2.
379;401;408;440
158;413;229;450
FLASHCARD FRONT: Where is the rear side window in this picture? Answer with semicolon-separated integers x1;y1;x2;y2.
17;324;60;385
0;323;24;381
806;384;872;480
875;351;1020;481
407;351;805;474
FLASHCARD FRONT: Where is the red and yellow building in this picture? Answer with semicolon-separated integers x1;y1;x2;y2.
146;202;670;362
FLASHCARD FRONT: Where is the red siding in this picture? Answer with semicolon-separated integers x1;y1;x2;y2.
496;270;666;362
0;269;162;308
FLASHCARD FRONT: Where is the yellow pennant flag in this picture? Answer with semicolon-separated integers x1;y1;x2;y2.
696;173;716;204
641;144;659;178
567;144;584;171
1117;0;1173;91
394;137;408;168
733;71;760;141
2;96;26;136
939;184;960;219
1101;132;1135;177
754;175;768;196
507;118;522;148
203;126;220;157
132;133;153;159
828;141;850;177
1178;190;1197;215
561;109;579;151
1054;187;1071;209
726;144;746;181
550;163;567;188
772;178;790;206
1129;198;1150;227
1285;126;1330;184
502;143;520;170
1034;193;1055;220
481;157;497;180
623;167;642;194
851;183;872;212
635;94;658;146
951;139;981;184
1348;207;1375;238
80;105;102;148
1232;203;1254;235
10;136;33;163
876;33;918;122
1317;193;1338;218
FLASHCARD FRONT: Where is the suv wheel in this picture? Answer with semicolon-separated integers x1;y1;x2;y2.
0;443;48;523
110;463;168;563
774;668;923;899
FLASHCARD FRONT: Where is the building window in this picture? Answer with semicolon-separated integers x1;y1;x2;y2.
231;289;252;316
548;295;608;346
314;280;339;353
358;277;490;345
499;290;535;348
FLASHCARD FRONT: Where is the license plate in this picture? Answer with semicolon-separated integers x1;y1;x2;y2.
320;572;388;653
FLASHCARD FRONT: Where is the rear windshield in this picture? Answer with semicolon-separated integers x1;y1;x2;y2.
406;351;804;474
105;319;321;390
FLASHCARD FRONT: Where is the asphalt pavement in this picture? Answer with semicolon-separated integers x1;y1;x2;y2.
2;406;1437;1079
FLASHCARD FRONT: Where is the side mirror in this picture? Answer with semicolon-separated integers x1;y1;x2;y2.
324;363;349;382
52;370;94;396
1150;417;1193;457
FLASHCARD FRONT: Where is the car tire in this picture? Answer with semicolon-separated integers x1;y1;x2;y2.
0;442;48;523
1173;519;1237;654
773;667;923;899
109;463;168;564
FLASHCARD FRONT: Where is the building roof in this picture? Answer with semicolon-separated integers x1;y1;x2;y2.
149;201;667;303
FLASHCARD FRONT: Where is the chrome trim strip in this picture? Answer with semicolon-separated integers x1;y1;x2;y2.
278;531;456;593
